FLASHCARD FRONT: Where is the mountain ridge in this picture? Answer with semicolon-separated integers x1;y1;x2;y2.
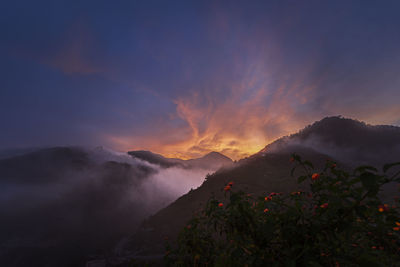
1;117;400;266
261;116;400;165
0;146;221;267
117;116;400;262
128;150;233;170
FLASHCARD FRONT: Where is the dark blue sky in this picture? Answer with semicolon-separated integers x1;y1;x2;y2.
1;0;400;159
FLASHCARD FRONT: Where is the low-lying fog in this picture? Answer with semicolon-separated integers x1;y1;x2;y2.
0;147;213;266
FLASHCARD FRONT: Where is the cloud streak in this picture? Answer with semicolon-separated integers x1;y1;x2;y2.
1;1;400;159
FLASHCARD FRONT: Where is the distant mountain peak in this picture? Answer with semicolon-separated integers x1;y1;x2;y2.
261;116;400;165
127;150;233;170
127;150;183;168
119;116;400;261
201;151;232;161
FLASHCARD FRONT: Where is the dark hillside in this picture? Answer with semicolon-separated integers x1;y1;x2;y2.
262;116;400;166
119;117;400;261
128;150;232;170
128;150;184;168
121;147;334;256
0;147;159;267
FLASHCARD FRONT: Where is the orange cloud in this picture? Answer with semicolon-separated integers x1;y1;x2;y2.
145;66;320;160
104;9;379;160
104;36;325;160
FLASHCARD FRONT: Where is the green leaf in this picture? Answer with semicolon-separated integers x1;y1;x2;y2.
292;153;301;161
357;254;384;267
284;259;296;267
359;172;379;195
291;166;297;177
297;175;308;184
303;160;314;169
383;161;400;173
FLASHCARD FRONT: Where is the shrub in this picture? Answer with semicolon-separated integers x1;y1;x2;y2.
165;155;400;266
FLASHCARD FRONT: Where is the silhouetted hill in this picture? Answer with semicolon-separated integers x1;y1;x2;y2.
0;147;211;267
119;148;333;260
0;147;92;184
2;117;400;266
0;147;159;266
186;151;233;170
128;150;184;168
117;117;400;262
128;150;233;170
0;147;44;160
262;116;400;165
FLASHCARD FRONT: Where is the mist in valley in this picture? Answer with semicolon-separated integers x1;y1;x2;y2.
0;147;214;266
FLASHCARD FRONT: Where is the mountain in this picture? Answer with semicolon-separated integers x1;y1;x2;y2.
262;116;400;166
0;147;159;267
117;148;333;261
128;150;184;168
2;117;399;266
0;146;232;267
128;150;233;170
116;117;400;263
186;151;233;170
0;147;45;160
0;146;225;267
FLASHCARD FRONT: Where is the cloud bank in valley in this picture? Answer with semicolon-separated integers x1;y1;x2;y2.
0;147;212;266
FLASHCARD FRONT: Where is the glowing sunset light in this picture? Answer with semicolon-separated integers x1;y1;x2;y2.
2;1;400;266
1;1;399;161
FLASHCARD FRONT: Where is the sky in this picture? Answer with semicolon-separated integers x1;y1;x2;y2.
1;0;400;160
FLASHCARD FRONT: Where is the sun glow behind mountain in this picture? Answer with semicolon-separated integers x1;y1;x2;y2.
2;1;400;161
109;79;312;160
109;82;400;161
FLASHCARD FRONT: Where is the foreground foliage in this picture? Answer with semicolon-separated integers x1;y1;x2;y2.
165;155;400;266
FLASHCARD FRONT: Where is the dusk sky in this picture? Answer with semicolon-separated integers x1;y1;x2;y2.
1;0;400;160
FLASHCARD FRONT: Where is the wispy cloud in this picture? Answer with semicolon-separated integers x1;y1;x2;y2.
1;1;400;158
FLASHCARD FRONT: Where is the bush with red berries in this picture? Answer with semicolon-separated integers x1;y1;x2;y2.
165;154;400;266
